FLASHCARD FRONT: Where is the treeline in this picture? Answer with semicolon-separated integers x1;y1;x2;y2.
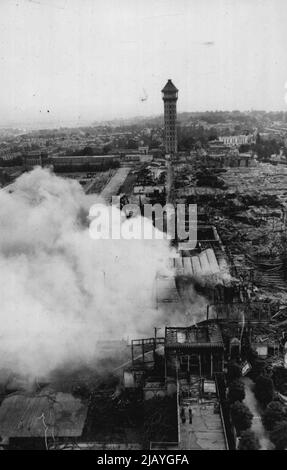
64;146;107;156
0;170;12;185
239;135;283;160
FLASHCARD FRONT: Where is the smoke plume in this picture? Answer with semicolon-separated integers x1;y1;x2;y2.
0;168;174;377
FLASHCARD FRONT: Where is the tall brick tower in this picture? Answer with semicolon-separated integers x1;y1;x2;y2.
161;79;178;155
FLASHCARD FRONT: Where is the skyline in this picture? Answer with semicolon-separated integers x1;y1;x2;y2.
0;0;287;127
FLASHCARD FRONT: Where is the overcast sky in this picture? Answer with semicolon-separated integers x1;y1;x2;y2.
0;0;287;126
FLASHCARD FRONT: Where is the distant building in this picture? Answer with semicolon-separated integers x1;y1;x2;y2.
161;79;178;155
23;152;49;170
218;134;256;146
51;155;120;171
204;152;257;169
138;146;149;155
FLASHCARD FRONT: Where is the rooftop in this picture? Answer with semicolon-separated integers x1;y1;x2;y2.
161;79;178;93
171;248;221;278
165;324;224;349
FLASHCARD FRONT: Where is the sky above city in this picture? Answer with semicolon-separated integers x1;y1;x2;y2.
0;0;287;126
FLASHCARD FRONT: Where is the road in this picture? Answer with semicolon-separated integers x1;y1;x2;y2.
100;167;131;203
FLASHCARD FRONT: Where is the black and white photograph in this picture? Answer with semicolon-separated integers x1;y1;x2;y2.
0;0;286;455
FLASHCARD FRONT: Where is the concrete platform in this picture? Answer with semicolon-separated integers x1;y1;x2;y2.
179;402;226;450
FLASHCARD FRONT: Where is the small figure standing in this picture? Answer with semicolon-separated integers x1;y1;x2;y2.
188;407;193;424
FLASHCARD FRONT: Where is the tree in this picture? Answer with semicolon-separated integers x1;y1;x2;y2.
270;420;287;450
254;376;274;407
82;146;94;156
227;362;242;383
238;430;260;450
271;366;287;395
262;401;287;431
127;139;138;149
103;144;112;154
230;401;253;434
238;144;251;154
247;349;267;380
228;380;245;404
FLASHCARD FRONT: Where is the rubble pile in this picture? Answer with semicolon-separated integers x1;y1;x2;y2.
175;153;287;341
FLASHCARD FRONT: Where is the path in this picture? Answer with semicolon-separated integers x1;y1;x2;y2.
242;377;274;450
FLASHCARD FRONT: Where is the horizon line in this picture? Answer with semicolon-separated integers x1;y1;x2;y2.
1;109;287;130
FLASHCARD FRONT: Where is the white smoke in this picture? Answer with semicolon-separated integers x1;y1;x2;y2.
0;168;175;377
